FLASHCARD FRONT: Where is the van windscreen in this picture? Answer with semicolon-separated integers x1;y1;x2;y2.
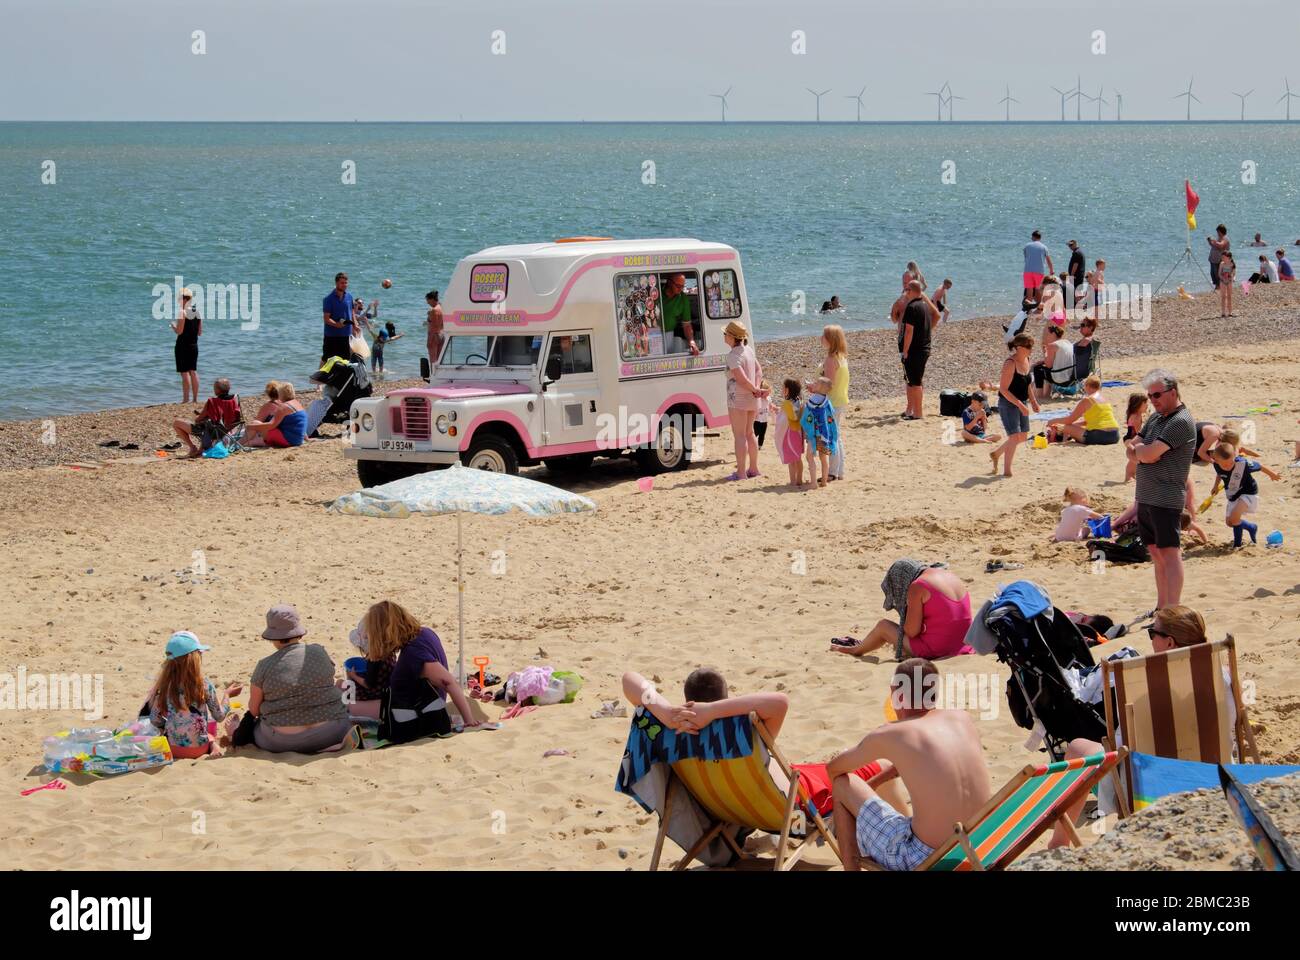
443;335;543;367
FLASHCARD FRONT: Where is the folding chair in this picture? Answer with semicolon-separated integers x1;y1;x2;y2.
863;749;1125;871
1102;635;1260;817
619;710;839;871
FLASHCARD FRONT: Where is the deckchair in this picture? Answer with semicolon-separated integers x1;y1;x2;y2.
1102;635;1260;817
863;749;1125;871
617;709;839;871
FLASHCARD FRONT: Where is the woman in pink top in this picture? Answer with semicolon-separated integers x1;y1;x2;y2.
832;559;973;660
723;320;766;480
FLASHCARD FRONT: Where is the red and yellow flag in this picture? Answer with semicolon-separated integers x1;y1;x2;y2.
1185;180;1200;230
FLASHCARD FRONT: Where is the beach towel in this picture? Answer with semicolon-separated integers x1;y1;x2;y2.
1130;752;1300;811
881;559;927;660
992;580;1051;620
615;706;756;868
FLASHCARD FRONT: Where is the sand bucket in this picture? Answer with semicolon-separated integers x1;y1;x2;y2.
636;477;654;493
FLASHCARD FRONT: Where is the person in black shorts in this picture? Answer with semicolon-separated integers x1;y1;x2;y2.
171;287;202;403
899;280;939;420
1128;369;1197;608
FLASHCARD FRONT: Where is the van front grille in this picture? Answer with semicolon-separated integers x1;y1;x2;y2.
402;398;431;441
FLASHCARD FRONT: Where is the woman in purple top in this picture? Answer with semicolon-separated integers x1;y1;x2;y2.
374;601;481;741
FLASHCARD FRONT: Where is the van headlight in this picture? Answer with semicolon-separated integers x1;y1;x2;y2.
436;415;450;434
361;413;375;431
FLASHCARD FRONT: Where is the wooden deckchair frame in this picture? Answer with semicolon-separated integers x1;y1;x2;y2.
1102;635;1260;817
648;713;841;871
861;748;1125;871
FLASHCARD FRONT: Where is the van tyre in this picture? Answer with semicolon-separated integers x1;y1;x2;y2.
462;434;519;474
544;452;595;476
357;459;435;488
357;458;396;488
635;413;691;474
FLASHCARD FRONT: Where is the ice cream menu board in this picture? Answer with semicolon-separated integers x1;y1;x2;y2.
704;269;742;319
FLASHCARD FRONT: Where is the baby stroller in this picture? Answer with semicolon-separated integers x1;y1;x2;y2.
308;357;372;435
969;581;1107;761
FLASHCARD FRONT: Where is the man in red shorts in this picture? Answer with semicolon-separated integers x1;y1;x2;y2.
1022;229;1055;306
621;668;907;820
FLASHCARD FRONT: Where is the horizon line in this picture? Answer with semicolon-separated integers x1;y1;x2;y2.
2;118;1298;125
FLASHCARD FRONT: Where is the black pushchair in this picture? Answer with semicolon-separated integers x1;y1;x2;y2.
310;357;372;426
978;597;1108;761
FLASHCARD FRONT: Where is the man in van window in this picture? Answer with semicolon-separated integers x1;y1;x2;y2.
661;274;700;356
550;335;593;375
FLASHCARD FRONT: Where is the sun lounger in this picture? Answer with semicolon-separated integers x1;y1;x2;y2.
615;709;838;871
863;748;1125;871
1102;636;1260;816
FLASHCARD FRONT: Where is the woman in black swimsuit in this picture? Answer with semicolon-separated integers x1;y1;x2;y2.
989;333;1039;478
171;288;202;403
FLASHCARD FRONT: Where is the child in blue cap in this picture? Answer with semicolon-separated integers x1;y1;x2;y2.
148;631;241;759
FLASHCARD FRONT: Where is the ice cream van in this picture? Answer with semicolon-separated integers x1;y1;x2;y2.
345;238;748;482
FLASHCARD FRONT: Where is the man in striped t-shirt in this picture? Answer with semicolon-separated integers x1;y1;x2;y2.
1127;369;1197;608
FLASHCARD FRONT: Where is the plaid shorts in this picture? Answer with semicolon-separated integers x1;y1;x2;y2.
855;796;935;871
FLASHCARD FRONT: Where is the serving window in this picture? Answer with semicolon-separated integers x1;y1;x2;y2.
615;271;704;360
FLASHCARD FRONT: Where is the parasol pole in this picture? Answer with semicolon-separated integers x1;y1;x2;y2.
457;509;465;684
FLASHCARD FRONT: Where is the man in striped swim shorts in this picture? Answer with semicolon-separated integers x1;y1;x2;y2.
827;659;993;870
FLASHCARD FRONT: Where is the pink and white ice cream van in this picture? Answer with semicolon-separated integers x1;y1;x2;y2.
345;238;747;482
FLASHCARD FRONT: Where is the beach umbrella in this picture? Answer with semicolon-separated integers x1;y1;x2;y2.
329;464;596;682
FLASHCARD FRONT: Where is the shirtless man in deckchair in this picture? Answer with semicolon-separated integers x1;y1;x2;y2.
828;658;993;870
621;669;909;820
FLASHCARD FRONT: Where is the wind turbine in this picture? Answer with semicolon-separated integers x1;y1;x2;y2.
806;87;830;122
1085;86;1108;121
1173;77;1200;120
1071;74;1084;121
1050;83;1074;121
924;86;948;121
1232;89;1253;121
1279;78;1299;120
709;86;732;122
997;84;1020;121
1114;90;1123;121
945;85;965;122
844;86;866;122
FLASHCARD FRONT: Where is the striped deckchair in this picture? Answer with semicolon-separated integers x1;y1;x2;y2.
1102;636;1260;816
865;749;1125;871
617;709;839;871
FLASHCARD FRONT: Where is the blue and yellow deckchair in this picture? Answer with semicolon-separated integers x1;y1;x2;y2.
615;709;839;871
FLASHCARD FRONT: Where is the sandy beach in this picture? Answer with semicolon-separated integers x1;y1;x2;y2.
2;292;1299;871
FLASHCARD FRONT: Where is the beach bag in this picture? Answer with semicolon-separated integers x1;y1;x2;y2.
193;418;226;451
940;390;972;418
1086;530;1149;565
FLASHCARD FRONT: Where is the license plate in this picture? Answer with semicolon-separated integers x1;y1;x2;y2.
380;440;415;451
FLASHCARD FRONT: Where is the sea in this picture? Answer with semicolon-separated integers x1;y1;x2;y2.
2;121;1299;418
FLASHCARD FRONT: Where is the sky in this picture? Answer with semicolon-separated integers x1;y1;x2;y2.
4;0;1300;122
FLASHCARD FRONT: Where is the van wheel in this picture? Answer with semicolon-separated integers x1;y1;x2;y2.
461;435;519;474
357;459;396;488
635;413;691;474
544;453;595;476
357;459;433;488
